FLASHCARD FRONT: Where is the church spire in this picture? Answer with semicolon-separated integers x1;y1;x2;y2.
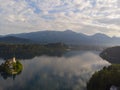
13;57;16;63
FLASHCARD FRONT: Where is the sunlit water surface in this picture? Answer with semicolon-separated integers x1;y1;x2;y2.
0;51;110;90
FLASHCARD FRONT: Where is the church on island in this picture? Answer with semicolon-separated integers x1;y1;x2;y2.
4;57;16;69
0;56;23;79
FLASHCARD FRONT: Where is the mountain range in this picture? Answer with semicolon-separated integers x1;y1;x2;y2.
0;30;120;46
0;36;33;44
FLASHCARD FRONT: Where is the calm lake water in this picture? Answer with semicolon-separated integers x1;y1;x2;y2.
0;51;110;90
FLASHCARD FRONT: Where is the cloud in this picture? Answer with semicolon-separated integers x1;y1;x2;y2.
0;0;119;36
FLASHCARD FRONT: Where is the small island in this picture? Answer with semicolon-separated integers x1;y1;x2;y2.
0;57;23;75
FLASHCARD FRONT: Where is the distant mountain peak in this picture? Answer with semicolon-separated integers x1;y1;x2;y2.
64;30;76;33
92;33;110;38
64;29;73;32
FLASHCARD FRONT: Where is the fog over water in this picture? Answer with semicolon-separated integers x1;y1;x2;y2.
0;51;110;90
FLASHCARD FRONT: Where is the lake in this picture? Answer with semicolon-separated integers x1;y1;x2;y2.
0;51;110;90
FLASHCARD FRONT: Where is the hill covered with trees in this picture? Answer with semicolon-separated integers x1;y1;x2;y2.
0;36;33;44
87;64;120;90
100;46;120;64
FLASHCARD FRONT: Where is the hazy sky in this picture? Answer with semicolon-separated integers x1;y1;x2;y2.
0;0;120;36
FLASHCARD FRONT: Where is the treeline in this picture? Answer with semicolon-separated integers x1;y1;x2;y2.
87;64;120;90
0;43;68;59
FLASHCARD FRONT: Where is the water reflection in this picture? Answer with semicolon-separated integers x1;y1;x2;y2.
0;50;65;60
0;51;110;90
0;71;21;80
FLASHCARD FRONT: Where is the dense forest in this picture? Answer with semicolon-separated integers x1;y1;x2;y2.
0;43;68;59
87;64;120;90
